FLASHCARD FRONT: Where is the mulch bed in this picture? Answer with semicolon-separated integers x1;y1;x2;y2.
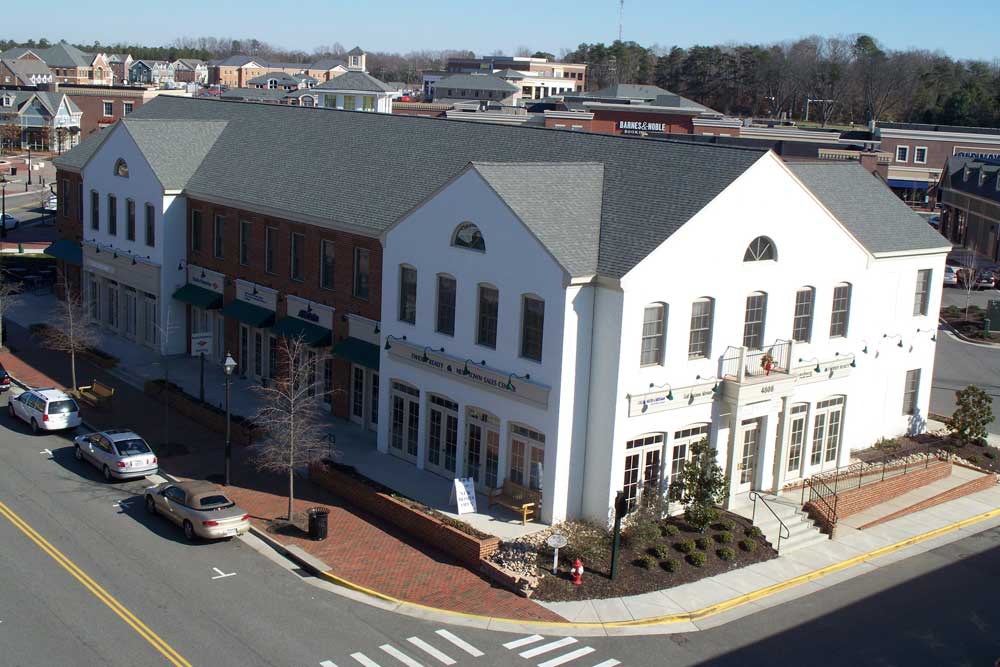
855;433;1000;475
940;305;999;343
531;511;776;602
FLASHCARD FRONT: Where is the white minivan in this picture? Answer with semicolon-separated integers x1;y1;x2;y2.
9;388;82;433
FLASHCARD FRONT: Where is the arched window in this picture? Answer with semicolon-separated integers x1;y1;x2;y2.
744;236;776;262
300;95;314;107
452;222;485;251
114;158;128;178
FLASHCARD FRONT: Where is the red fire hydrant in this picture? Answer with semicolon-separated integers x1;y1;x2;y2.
571;559;584;586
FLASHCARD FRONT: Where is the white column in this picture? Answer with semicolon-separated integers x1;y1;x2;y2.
757;408;780;493
724;405;744;509
773;397;792;494
455;405;468;479
414;392;427;470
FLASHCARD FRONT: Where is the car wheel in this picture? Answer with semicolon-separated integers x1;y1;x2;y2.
102;465;112;482
30;419;39;434
145;495;157;516
74;445;83;461
183;520;196;542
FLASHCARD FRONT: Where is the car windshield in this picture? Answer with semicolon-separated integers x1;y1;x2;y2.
114;438;151;456
47;399;79;414
199;495;233;509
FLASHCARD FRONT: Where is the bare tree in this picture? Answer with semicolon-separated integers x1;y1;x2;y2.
43;275;97;390
250;335;332;521
0;122;21;155
957;251;980;320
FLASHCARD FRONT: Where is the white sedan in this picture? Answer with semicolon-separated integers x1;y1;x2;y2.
0;214;18;230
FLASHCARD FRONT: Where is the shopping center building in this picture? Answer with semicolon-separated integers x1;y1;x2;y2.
53;96;949;524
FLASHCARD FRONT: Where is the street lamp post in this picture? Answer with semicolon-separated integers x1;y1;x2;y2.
223;352;237;486
26;149;32;186
1;175;7;240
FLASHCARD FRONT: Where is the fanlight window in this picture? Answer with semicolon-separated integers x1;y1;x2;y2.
452;222;485;251
114;159;129;178
743;236;776;262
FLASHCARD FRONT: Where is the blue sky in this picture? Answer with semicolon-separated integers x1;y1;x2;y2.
5;0;998;61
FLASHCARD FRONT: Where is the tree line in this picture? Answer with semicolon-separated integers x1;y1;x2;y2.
3;34;997;126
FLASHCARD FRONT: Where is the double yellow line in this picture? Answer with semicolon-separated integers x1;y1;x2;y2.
0;500;192;667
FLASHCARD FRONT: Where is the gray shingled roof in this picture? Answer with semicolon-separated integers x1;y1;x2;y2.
589;84;672;100
112;96;764;277
220;88;290;102
434;74;519;93
942;156;1000;203
313;71;394;93
2;57;51;80
52;125;112;171
246;71;300;86
473;163;603;276
788;162;951;255
494;68;526;80
120;120;228;190
347;47;365;56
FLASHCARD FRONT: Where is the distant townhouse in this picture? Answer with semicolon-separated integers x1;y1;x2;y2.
172;59;208;85
207;48;366;88
246;72;306;91
0;42;114;86
0;58;54;86
938;156;1000;261
876;122;1000;209
443;54;586;91
107;54;133;85
129;60;175;86
52;96;947;527
0;89;82;152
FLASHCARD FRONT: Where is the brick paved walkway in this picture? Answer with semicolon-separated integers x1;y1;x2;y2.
0;322;562;621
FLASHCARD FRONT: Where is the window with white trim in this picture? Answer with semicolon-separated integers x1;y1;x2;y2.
398;265;417;324
640;303;666;366
810;396;845;466
520;295;544;362
913;269;932;316
914;146;927;164
830;283;851;338
688;297;713;359
792;287;814;343
903;369;921;416
623;433;665;511
896;145;909;162
786;403;809;474
743;292;767;349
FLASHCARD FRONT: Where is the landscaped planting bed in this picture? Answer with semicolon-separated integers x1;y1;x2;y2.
940;304;999;343
499;511;776;602
856;433;1000;475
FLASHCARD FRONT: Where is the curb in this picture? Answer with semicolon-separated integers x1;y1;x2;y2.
938;317;999;348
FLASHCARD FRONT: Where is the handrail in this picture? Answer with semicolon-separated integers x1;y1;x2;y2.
805;476;839;527
748;491;791;554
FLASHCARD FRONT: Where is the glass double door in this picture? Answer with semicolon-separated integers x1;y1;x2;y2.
389;382;419;463
425;395;458;477
736;418;761;494
350;366;379;432
466;408;500;492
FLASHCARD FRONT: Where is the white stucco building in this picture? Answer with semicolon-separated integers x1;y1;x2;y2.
379;156;951;525
74;118;227;354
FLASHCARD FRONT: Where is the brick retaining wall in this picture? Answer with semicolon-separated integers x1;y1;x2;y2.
142;380;255;446
857;471;998;529
805;459;952;536
309;462;500;567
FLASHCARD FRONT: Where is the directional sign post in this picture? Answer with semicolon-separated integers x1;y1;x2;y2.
546;533;568;575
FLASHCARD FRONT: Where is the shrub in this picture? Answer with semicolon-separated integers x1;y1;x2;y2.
717;547;735;561
649;544;671;560
661;523;680;537
745;526;764;540
687;551;707;567
714;519;736;531
739;538;757;553
675;539;696;554
661;558;679;573
967;455;979;464
670;439;728;532
694;536;710;550
984;450;996;459
622;498;663;547
950;385;994;446
636;554;658;570
715;531;733;544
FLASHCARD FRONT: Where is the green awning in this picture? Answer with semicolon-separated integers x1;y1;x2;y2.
43;239;82;266
332;336;380;370
270;316;331;347
220;299;274;327
172;283;223;310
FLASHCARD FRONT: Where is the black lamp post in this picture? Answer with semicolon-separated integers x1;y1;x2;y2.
0;175;7;240
26;149;32;186
223;352;237;485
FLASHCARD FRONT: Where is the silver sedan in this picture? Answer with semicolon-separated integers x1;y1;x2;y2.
74;429;158;481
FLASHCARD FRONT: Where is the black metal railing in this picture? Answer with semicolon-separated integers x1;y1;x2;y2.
748;491;791;553
805;475;839;527
721;339;791;380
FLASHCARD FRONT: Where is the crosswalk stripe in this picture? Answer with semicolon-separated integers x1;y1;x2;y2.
537;646;596;667
320;661;338;667
406;637;455;665
380;644;424;667
520;637;578;659
589;660;621;667
351;653;382;667
503;635;544;649
434;629;484;657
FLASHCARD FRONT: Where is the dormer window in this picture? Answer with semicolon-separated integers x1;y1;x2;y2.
452;222;485;251
979;170;987;187
114;159;129;178
267;79;278;89
0;95;11;107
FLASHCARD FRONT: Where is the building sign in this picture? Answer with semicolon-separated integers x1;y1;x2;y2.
953;146;1000;162
627;382;717;417
387;340;550;409
234;279;277;311
286;295;333;330
792;358;854;385
449;477;478;515
188;265;223;294
191;332;212;357
618;120;667;135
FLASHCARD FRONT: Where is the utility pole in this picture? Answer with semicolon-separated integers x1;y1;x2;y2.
618;0;624;42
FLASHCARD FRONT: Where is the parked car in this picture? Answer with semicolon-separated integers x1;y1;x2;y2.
44;195;58;212
927;214;940;229
0;362;10;392
0;213;18;230
958;268;996;290
942;265;958;287
145;480;250;541
8;388;81;433
73;429;158;482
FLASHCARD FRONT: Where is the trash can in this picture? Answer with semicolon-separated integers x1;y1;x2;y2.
307;507;329;541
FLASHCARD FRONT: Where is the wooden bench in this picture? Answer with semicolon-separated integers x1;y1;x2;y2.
489;479;541;525
77;379;115;409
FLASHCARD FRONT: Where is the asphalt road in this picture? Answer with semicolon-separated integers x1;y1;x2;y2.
2;385;999;667
933;285;1000;433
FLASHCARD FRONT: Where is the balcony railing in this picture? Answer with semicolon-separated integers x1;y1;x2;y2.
721;339;791;382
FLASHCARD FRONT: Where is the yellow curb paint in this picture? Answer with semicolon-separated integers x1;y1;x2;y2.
0;501;193;667
312;507;1000;630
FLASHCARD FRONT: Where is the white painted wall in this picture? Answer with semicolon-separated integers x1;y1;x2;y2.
379;166;573;522
320;92;393;113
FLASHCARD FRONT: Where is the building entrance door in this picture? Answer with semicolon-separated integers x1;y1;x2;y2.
425;395;458;478
350;365;365;425
389;381;419;463
123;288;137;340
239;325;249;376
466;408;500;492
736;418;761;494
